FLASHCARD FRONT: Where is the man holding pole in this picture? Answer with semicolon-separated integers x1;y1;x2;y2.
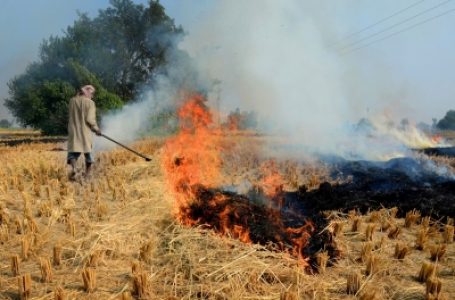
67;84;101;180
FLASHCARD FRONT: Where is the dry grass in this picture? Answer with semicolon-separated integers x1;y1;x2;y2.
0;137;454;299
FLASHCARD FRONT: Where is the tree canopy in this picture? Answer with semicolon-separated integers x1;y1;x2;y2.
5;0;183;135
437;110;455;130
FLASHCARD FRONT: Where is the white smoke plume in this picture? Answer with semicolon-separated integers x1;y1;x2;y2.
98;0;443;160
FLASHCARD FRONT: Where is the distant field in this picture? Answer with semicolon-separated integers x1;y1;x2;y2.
0;128;66;147
0;128;40;135
439;130;455;143
0;136;453;299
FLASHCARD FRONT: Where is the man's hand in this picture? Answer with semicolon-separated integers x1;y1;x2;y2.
94;128;102;136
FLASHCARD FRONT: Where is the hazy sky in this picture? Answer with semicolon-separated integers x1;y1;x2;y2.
0;0;454;124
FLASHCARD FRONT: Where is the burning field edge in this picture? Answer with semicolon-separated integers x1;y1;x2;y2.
1;94;455;299
0;137;454;299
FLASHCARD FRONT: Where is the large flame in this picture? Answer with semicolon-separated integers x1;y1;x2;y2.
162;92;222;219
162;92;315;265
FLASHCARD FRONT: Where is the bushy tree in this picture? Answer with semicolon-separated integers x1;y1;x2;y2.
437;110;455;130
224;108;258;130
5;0;182;135
39;0;183;100
0;119;12;128
6;60;122;135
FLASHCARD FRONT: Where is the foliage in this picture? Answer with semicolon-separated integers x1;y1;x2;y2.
39;0;183;99
5;0;182;135
146;110;178;136
224;108;258;130
437;110;455;130
0;119;12;128
6;60;123;135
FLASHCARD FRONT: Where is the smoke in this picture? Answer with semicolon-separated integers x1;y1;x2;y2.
99;0;444;160
96;30;211;150
177;0;444;160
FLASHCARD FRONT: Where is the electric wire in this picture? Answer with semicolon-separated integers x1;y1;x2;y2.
342;8;455;54
331;0;425;46
337;0;452;52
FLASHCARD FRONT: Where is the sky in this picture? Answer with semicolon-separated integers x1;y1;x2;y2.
0;0;454;125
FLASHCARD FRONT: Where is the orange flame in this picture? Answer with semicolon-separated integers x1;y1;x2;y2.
162;92;315;265
259;160;284;209
162;93;222;220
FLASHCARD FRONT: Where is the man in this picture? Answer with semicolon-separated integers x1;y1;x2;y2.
67;85;101;180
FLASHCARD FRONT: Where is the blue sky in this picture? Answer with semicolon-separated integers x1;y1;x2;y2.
0;0;454;124
0;0;207;120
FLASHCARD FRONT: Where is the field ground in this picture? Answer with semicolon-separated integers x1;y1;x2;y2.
0;128;41;137
0;136;454;300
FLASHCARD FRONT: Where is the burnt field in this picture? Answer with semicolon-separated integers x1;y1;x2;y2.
0;131;454;299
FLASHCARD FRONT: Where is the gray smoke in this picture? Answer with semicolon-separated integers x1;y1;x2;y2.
98;0;445;160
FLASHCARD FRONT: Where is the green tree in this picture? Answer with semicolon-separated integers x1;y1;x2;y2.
6;60;122;135
224;108;258;130
5;0;182;135
39;0;183;100
0;119;12;128
437;110;455;130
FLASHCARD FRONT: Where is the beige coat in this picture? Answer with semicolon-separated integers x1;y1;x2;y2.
67;95;99;153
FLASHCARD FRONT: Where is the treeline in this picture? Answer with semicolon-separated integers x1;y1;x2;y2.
5;0;183;135
436;110;455;130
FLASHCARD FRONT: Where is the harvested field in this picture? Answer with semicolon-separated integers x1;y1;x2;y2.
0;136;454;300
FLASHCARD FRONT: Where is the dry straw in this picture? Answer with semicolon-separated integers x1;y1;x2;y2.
351;217;362;232
18;273;32;300
360;242;373;263
444;225;454;243
388;226;401;239
0;205;9;225
39;257;53;282
359;287;382;300
375;236;387;252
418;261;436;282
429;244;446;261
315;251;329;274
53;244;62;266
405;209;421;228
131;260;142;274
0;224;10;242
347;271;362;295
369;211;381;223
67;221;76;238
132;272;152;299
139;240;154;264
54;286;66;300
82;267;96;293
121;291;133;300
21;236;30;260
421;216;431;229
365;224;376;241
394;242;409;260
416;228;428;250
333;222;344;237
366;254;380;275
15;216;23;234
426;276;442;299
86;250;104;267
389;207;398;218
11;254;20;276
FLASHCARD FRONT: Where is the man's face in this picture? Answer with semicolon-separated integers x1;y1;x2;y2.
82;86;96;99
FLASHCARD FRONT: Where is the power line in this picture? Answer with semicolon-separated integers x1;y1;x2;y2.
342;8;455;54
332;0;425;46
337;0;451;52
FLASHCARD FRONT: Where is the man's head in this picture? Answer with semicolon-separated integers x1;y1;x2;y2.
80;85;96;99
